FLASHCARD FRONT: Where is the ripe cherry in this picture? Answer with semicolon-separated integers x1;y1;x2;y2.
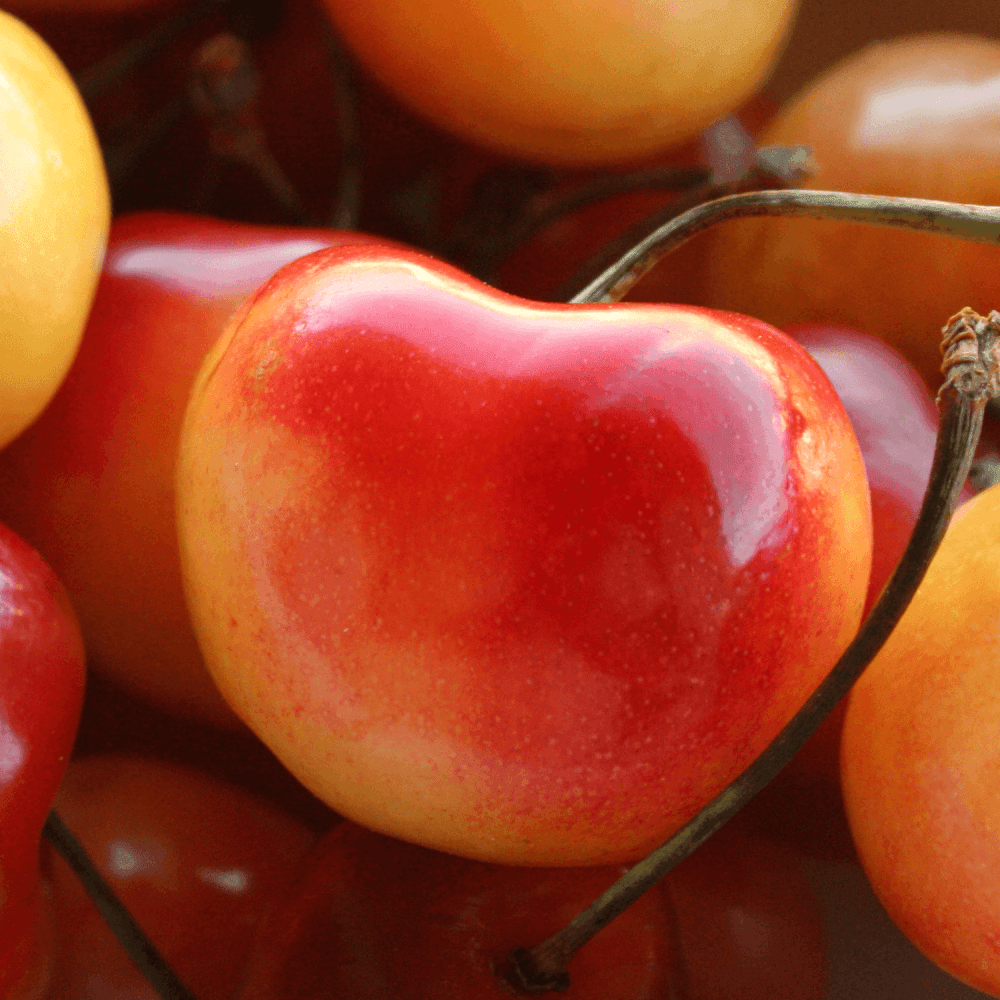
0;523;85;999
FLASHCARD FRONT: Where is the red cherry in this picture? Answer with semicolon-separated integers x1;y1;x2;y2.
237;815;827;999
238;821;678;1000
789;324;944;615
665;818;827;1000
44;755;318;999
0;211;396;729
0;523;85;999
177;243;872;865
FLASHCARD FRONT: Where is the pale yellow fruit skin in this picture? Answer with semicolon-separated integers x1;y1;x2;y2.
0;11;109;449
322;0;799;166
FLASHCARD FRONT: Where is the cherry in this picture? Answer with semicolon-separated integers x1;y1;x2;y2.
237;821;677;999
235;815;827;999
0;10;108;450
0;523;85;999
0;211;396;728
43;754;318;999
319;0;797;165
176;241;872;865
842;480;1000;998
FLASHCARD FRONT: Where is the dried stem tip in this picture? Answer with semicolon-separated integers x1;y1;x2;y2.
939;308;1000;404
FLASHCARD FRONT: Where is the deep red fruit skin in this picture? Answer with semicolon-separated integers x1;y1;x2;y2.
178;243;871;865
0;211;395;729
665;819;828;999
238;816;828;1000
43;755;317;1000
0;524;85;998
237;821;678;1000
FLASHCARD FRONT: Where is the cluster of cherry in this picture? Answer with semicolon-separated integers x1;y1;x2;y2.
2;0;1000;997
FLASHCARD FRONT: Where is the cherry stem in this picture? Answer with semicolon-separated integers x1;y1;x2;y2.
325;28;362;230
469;136;812;289
75;0;226;100
571;188;1000;305
189;33;308;224
506;304;1000;993
43;810;201;1000
553;142;812;301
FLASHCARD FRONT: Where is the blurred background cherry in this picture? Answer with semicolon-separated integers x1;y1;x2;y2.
0;212;394;730
44;755;319;999
690;33;1000;391
0;524;85;1000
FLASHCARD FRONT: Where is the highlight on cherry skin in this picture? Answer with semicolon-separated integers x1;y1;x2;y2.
0;522;86;1000
176;241;873;867
0;212;402;731
42;754;318;1000
699;32;1000;393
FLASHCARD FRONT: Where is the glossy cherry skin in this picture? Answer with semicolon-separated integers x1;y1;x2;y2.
43;755;318;1000
842;483;1000;997
0;212;393;729
238;821;677;1000
177;244;872;865
699;33;1000;391
0;523;85;999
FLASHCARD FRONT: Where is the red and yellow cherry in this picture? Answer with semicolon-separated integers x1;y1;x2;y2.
238;821;677;1000
0;212;395;729
0;10;109;449
0;523;86;1000
43;754;317;1000
841;482;1000;998
319;0;798;166
176;243;872;866
698;33;1000;391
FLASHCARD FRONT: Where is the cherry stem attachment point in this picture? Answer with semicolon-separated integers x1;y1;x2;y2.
505;301;1000;993
189;33;308;224
43;810;201;1000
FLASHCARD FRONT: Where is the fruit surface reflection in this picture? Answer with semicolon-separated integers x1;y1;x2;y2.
178;245;871;865
700;33;1000;390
